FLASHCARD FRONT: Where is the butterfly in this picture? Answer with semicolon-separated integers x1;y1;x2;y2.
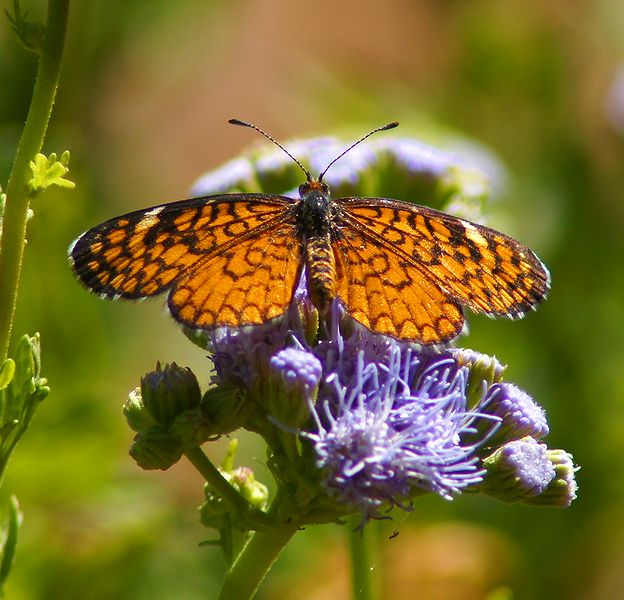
69;120;550;345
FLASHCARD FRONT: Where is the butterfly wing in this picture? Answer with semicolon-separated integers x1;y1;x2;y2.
332;214;465;343
168;218;302;328
69;194;290;298
333;197;550;343
70;194;302;328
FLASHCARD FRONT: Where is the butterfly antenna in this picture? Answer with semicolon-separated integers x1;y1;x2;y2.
228;118;312;182
318;121;399;182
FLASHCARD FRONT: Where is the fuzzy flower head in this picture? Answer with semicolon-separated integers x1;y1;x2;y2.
306;328;498;519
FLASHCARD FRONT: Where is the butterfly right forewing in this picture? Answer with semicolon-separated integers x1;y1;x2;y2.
338;197;550;320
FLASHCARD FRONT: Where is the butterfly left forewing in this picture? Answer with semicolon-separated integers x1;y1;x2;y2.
69;194;290;300
337;197;550;320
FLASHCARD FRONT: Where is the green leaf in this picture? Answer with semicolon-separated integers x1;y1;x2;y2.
0;334;49;478
5;0;45;54
0;361;14;392
0;496;22;595
28;150;75;194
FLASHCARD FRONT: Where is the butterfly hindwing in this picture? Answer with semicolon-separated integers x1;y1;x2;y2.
333;212;465;344
168;218;302;329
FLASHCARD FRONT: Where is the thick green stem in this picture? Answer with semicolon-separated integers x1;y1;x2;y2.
218;498;298;600
348;515;380;600
0;0;70;362
183;446;273;529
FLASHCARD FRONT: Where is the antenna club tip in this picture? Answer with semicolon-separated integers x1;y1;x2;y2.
383;121;400;130
228;118;249;127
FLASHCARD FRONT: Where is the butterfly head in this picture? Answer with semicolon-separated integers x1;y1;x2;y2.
298;179;330;200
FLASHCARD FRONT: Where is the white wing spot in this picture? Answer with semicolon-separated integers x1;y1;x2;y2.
136;206;165;232
461;220;487;246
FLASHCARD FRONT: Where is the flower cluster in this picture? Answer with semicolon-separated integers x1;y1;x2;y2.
127;130;577;527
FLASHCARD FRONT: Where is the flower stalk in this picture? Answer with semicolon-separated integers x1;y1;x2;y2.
348;515;381;600
217;493;298;600
0;0;70;361
184;446;274;530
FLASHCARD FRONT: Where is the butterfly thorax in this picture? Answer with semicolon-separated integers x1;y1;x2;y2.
296;180;338;314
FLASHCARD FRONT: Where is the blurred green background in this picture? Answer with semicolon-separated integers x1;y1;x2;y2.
1;0;623;598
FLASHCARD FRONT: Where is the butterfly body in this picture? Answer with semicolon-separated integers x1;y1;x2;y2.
296;180;339;314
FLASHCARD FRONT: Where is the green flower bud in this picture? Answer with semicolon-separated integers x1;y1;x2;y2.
453;349;506;409
123;387;156;433
170;408;219;448
129;425;183;470
201;383;251;435
140;363;201;427
223;467;269;510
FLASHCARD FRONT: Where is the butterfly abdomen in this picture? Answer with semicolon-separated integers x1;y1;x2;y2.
296;182;338;314
305;234;337;313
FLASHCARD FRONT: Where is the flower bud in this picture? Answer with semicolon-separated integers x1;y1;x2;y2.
170;408;218;447
129;425;183;470
463;383;549;449
454;349;506;409
123;387;156;433
200;464;268;530
201;382;251;435
478;437;555;503
267;348;321;428
140;363;201;427
525;449;578;508
223;467;269;510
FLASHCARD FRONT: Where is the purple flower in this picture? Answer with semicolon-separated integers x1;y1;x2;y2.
479;437;556;503
305;318;500;519
189;129;504;210
375;137;454;177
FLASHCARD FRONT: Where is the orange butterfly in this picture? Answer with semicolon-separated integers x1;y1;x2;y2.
69;120;550;345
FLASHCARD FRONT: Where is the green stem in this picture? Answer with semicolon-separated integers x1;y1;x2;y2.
218;497;298;600
0;0;70;362
348;515;380;600
183;446;273;529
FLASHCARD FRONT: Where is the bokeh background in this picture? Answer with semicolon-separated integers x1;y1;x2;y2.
1;1;623;598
